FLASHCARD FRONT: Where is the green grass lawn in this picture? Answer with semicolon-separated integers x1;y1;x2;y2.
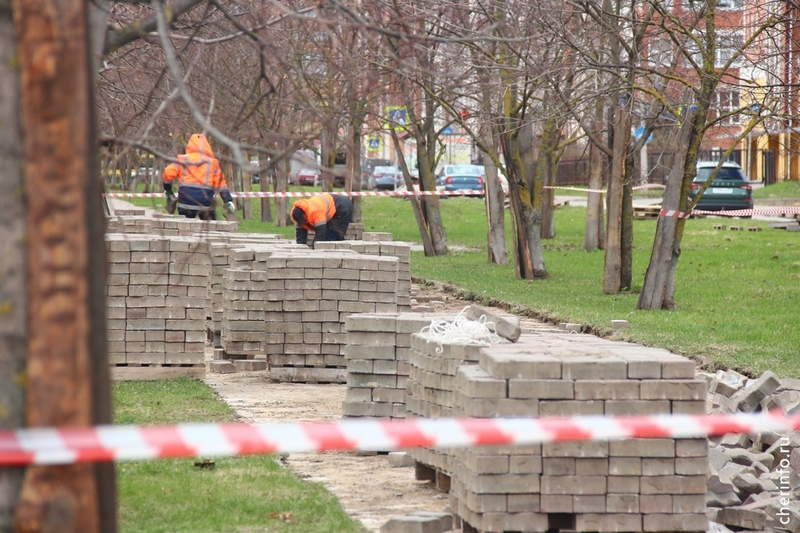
114;379;364;533
752;180;800;199
122;184;800;377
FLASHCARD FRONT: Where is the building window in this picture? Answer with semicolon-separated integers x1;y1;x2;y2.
716;0;743;9
716;32;744;68
713;89;741;125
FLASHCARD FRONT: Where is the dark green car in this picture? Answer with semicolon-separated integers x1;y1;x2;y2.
689;161;753;214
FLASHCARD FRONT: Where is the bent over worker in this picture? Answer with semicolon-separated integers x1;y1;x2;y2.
291;193;353;245
162;133;235;220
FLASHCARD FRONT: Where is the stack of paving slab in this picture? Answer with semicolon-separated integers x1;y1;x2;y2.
206;235;298;346
342;312;459;419
404;324;708;533
316;232;412;311
106;213;238;236
699;368;800;533
220;268;268;368
105;234;209;379
405;334;490;478
264;251;399;383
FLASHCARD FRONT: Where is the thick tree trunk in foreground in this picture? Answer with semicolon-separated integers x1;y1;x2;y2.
0;3;26;531
638;110;696;310
11;1;116;531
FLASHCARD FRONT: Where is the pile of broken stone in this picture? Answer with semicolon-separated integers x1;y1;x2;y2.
702;368;800;533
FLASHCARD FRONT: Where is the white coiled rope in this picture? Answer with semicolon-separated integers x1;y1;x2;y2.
420;307;505;354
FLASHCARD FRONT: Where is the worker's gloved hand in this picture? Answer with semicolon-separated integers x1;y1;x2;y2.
165;190;177;214
225;201;236;214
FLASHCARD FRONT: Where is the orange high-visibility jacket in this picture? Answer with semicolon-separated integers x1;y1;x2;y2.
162;134;228;191
292;193;337;233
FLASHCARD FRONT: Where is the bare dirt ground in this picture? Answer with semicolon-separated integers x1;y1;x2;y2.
203;285;550;533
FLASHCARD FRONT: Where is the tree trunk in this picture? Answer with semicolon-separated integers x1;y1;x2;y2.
638;109;696;310
522;122;547;277
241;163;252;220
603;103;630;294
0;4;26;531
320;125;335;193
483;146;508;264
392;132;434;255
11;1;115;532
412;122;448;256
621;148;635;290
585;102;605;251
501;120;544;279
538;115;560;240
350;114;364;224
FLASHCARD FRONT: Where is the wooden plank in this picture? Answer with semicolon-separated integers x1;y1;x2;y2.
111;366;206;381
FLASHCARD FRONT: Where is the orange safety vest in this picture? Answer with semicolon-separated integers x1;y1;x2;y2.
293;193;336;232
162;134;228;190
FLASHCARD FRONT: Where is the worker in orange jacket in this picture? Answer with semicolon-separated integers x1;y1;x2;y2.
162;133;235;220
291;193;353;245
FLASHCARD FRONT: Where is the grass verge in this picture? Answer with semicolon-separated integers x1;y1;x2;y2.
114;378;364;533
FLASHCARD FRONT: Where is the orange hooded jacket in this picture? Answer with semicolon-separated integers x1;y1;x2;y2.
292;193;336;232
291;193;355;245
162;134;232;210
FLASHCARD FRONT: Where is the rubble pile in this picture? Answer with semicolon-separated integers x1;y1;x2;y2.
702;369;800;533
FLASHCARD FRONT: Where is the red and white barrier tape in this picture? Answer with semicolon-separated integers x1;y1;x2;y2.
660;206;800;219
1;412;797;466
105;190;485;199
105;184;660;198
659;209;693;219
543;185;666;194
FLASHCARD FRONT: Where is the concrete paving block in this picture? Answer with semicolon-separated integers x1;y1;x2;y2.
712;369;748;397
716;507;767;530
479;351;562;379
575;513;642;533
562;358;627;380
463;305;521;342
379;514;442;533
611;319;628;329
407;511;452;532
388;452;416;467
232;360;267;371
730;370;782;412
209;361;237;374
766;505;800;533
508;378;574;399
642;513;707;532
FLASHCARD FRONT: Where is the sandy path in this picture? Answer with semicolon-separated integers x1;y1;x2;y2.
203;370;451;533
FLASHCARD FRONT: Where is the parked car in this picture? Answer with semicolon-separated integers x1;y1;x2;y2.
435;164;485;196
295;168;320;187
369;166;402;190
689;161;752;214
362;158;392;189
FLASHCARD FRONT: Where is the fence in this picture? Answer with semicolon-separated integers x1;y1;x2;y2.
557;148;779;186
